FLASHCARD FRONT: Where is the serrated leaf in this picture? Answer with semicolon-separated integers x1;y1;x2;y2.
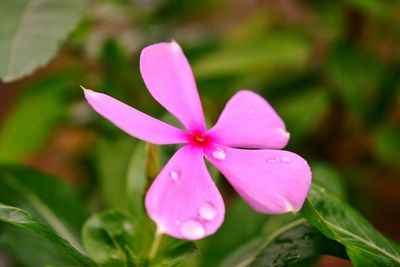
82;210;138;267
301;183;400;266
0;204;96;267
0;0;88;82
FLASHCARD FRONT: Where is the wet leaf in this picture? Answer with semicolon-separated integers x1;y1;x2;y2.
302;183;400;266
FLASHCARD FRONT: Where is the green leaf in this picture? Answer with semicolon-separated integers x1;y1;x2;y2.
219;238;263;267
0;204;96;267
193;32;310;79
301;183;400;266
153;241;199;267
326;42;383;114
345;0;388;17
373;125;400;165
97;137;152;218
0;165;88;266
221;215;347;267
0;72;81;162
82;210;138;267
96;137;137;211
0;165;86;244
275;88;329;140
126;142;150;217
199;199;267;266
249;221;347;266
311;163;346;198
0;0;88;82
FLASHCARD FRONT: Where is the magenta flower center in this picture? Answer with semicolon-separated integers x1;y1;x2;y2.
188;131;211;148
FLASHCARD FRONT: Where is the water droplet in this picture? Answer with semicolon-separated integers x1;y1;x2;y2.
266;157;276;163
212;146;227;160
281;156;291;163
180;220;206;239
169;166;181;181
123;222;133;232
199;202;217;220
248;109;254;115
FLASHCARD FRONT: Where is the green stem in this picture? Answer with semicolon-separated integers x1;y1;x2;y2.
149;231;163;259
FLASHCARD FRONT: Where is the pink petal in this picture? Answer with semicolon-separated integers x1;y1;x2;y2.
205;144;311;214
208;90;290;149
83;88;188;144
140;42;206;132
145;145;224;240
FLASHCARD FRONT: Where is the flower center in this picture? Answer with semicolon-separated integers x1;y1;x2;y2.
189;131;211;147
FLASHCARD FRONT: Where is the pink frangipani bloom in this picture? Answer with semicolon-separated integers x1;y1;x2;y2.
83;41;312;240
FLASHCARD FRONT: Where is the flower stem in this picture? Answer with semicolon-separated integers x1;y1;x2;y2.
149;231;163;259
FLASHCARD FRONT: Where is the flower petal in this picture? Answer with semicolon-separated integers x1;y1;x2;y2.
205;144;311;214
145;145;224;240
208;90;289;149
140;42;206;132
84;88;187;144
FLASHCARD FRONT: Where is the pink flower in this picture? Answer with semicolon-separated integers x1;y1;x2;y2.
84;41;312;240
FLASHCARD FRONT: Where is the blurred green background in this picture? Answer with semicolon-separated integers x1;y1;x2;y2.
0;0;399;266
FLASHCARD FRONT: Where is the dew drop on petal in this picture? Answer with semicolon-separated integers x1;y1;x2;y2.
169;166;181;181
212;146;227;160
281;156;291;163
180;220;206;239
199;202;217;221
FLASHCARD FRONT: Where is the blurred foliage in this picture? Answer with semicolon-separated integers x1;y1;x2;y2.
1;0;400;266
0;0;88;82
0;166;91;266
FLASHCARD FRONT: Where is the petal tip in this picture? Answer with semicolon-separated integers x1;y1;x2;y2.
82;88;102;103
285;200;299;214
81;86;96;95
170;39;182;51
278;128;290;138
